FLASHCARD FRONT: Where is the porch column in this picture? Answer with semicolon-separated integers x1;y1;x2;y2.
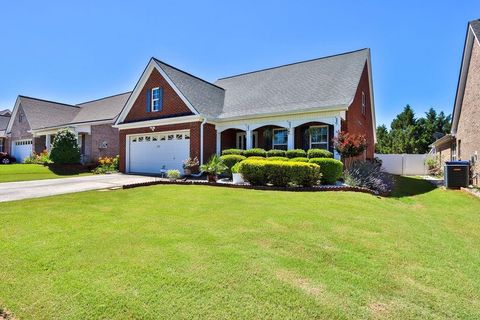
287;126;295;150
333;116;340;160
246;127;253;150
216;131;221;155
45;134;51;150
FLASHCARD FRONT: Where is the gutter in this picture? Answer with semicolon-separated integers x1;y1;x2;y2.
200;118;207;164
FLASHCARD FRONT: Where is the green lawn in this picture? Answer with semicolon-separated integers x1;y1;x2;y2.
0;164;92;183
1;178;479;319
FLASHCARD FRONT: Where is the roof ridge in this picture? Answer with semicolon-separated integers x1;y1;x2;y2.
216;48;369;81
76;91;132;106
152;58;225;91
18;95;79;108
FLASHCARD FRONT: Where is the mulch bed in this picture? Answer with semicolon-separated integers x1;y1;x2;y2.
122;179;381;196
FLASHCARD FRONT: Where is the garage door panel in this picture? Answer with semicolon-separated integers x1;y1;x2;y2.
128;132;190;174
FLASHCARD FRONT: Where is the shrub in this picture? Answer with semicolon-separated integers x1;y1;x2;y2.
24;150;52;165
49;129;81;164
266;149;286;157
266;156;289;162
231;162;242;174
183;157;199;169
309;158;343;184
289;157;309;163
222;148;244;156
238;159;268;186
246;156;266;161
167;169;181;180
344;161;394;194
92;155;119;174
200;154;228;176
425;158;442;176
239;159;321;187
243;148;267;157
219;154;246;175
307;149;333;159
286;149;307;159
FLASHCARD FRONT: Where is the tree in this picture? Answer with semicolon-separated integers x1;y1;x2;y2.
375;125;391;154
49;129;81;164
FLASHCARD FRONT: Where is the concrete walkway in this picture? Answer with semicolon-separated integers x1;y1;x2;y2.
0;173;159;202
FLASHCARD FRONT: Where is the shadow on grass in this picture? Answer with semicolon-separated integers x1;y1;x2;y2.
47;164;91;176
390;176;436;198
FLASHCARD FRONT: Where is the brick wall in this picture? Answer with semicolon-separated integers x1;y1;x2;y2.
341;62;375;160
124;68;194;123
456;40;480;185
203;123;217;162
90;124;120;161
9;105;33;142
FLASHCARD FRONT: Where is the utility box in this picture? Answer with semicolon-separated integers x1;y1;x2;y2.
444;161;470;188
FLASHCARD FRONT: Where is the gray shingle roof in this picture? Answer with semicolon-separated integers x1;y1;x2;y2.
154;59;225;118
470;19;480;39
214;49;369;119
0;115;10;131
18;96;79;130
73;92;131;124
0;109;11;116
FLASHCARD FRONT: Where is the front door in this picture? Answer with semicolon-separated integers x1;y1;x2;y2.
236;132;258;149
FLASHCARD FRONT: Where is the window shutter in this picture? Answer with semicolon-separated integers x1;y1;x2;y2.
158;88;163;111
146;89;151;112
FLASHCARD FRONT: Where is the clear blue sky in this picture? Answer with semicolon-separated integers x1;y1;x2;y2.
0;0;478;126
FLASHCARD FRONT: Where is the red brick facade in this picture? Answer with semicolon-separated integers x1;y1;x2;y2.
124;68;194;123
341;63;375;159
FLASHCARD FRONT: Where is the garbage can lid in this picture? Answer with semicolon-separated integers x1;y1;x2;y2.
445;160;470;165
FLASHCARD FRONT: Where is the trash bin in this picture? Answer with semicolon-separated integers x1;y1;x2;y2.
444;161;470;188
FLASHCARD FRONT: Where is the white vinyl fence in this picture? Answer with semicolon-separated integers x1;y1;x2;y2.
375;153;430;175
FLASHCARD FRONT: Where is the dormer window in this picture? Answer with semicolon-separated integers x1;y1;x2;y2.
151;87;160;112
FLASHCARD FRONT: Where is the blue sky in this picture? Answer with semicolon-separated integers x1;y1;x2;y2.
0;0;478;126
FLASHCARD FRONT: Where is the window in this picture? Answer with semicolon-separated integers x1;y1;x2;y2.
151;87;161;112
309;126;328;150
272;128;288;150
361;91;366;116
236;132;258;149
458;139;462;160
19;112;24;123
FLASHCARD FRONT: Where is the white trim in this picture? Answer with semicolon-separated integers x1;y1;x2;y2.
366;49;377;143
236;131;258;149
309;125;329;149
115;59;199;125
151;87;160;112
452;24;478;135
200;118;207;164
6;97;25;133
114;115;203;130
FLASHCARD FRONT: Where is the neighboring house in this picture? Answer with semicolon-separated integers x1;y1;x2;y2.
5;93;130;162
431;19;480;185
114;48;376;174
0;113;11;152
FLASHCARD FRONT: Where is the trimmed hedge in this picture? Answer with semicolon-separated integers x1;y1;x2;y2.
266;149;286;157
289;157;309;163
247;156;267;160
266;156;289;161
222;149;244;156
307;149;333;158
286;149;307;159
243;148;267;157
239;159;321;187
309;158;343;184
219;154;246;175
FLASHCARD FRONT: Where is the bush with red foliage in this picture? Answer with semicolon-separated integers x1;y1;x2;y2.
333;131;367;158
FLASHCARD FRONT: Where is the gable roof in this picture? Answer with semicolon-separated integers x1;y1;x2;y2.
16;96;79;130
452;19;480;134
72;92;131;124
0;115;10;131
214;49;370;119
0;109;11;116
153;59;225;118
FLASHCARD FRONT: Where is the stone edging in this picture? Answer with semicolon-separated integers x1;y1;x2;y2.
122;179;381;196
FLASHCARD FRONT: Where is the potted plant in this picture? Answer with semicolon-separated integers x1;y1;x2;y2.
182;157;199;176
231;162;244;184
200;155;227;182
167;169;181;181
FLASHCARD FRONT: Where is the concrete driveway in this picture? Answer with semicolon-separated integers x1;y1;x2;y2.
0;173;159;202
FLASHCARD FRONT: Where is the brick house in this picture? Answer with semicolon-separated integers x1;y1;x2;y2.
430;19;480;185
115;49;376;174
0;110;11;153
4;93;130;163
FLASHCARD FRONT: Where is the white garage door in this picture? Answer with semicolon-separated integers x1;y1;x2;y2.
12;139;33;163
128;131;190;174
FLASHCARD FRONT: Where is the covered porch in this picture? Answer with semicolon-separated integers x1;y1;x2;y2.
215;113;342;159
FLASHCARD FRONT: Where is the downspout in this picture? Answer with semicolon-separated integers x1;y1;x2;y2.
200;118;207;164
